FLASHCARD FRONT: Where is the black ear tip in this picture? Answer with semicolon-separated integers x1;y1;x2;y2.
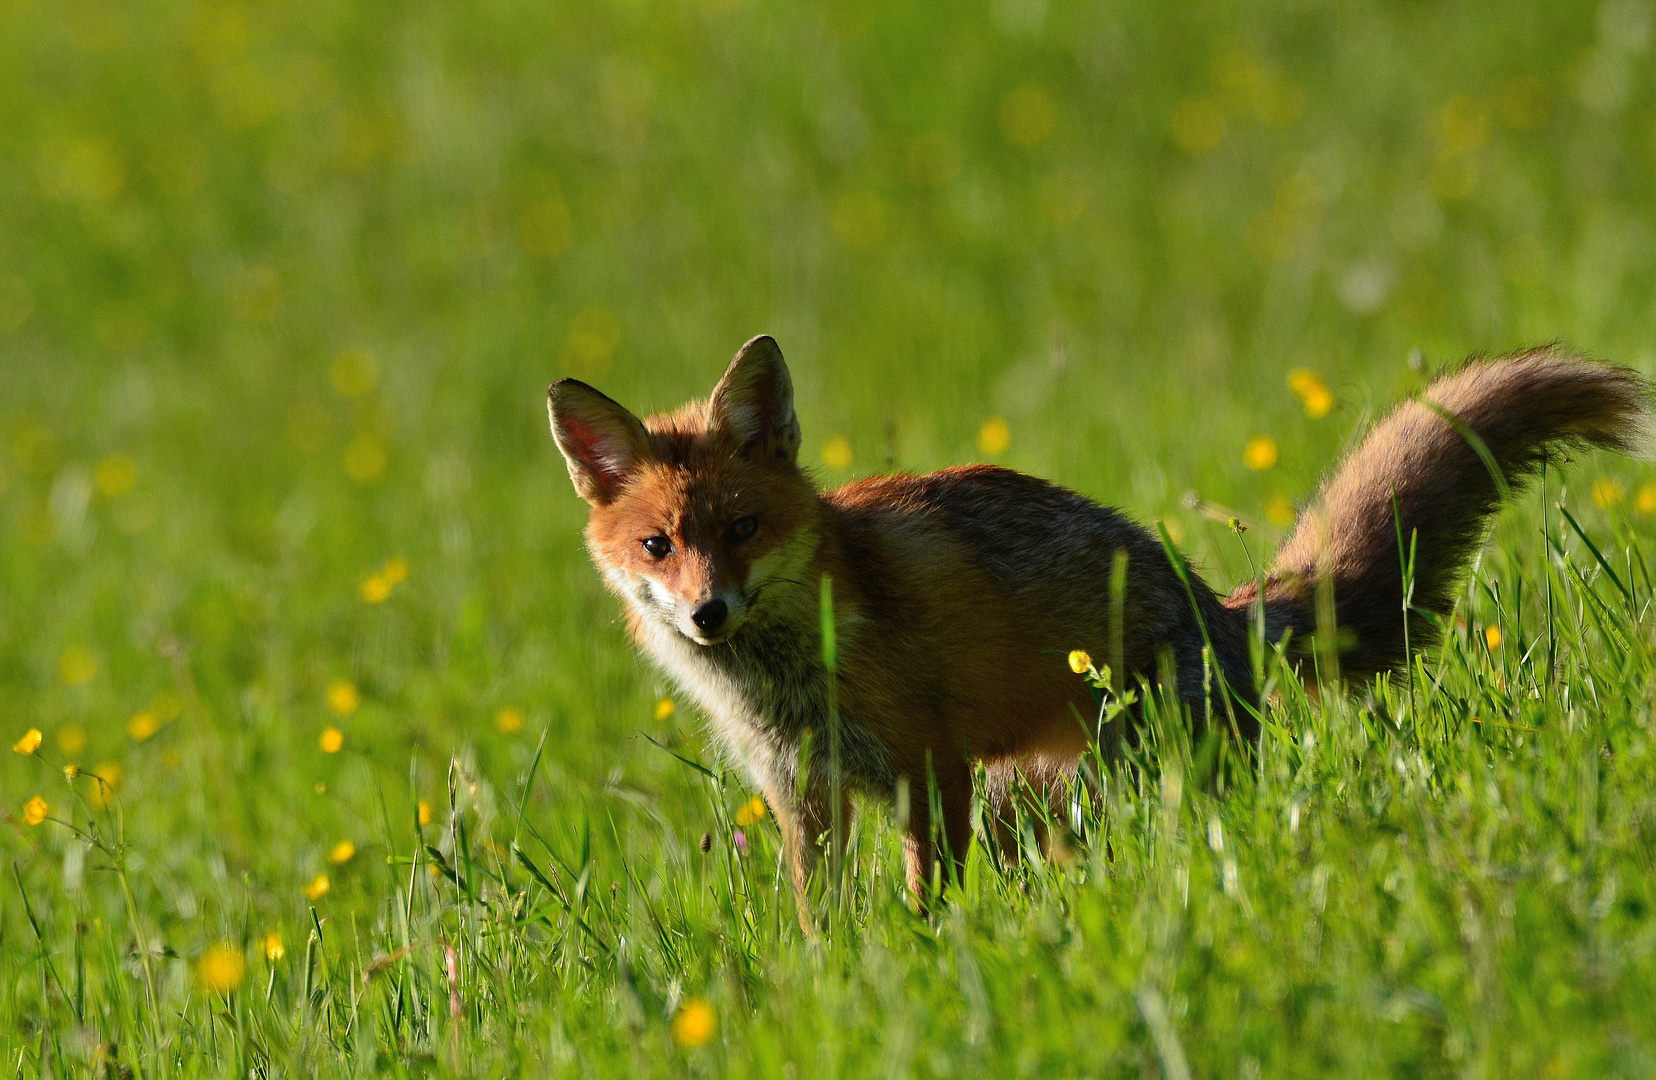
549;377;597;402
735;334;784;363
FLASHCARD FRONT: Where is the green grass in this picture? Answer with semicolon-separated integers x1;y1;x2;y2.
4;0;1656;1074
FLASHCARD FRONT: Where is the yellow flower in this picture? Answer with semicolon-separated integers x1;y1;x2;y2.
89;762;123;808
1170;96;1226;155
303;874;330;901
1067;650;1092;674
999;85;1057;147
319;727;344;753
23;796;49;826
94;453;138;497
360;572;392;603
262;932;285;962
1243;436;1279;471
1265;494;1297;527
56;724;86;754
519;193;573;259
1484;626;1502;649
671;996;716;1048
561;307;622;381
654;698;675;721
326;679;359;716
494;706;524;734
977;416;1011;456
417;800;433;827
361;556;409;603
831;191;887;251
196;944;246;994
13;728;42;755
734;795;767;827
127;710;160;741
329;840;356;864
1286;369;1334;418
1439;94;1492;154
1591;478;1623;509
58;647;98;686
329;347;379;399
1637;483;1656;515
343;434;387;483
64;763;81;780
820;435;853;471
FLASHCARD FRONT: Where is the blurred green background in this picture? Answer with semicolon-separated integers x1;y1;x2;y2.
3;0;1656;1053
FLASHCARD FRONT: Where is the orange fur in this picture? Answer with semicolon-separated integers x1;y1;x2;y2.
549;337;1650;923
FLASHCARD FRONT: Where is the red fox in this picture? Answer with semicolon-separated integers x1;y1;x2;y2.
548;336;1648;913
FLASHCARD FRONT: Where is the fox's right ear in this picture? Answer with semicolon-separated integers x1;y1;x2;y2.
547;380;651;504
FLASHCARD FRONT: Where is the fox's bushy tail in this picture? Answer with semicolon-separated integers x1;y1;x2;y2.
1225;348;1651;680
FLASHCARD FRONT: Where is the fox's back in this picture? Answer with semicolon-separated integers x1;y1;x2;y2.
827;466;1171;627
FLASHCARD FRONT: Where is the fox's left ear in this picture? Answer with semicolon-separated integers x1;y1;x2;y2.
708;335;802;464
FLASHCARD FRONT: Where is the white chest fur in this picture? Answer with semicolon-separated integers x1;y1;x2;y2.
636;614;799;795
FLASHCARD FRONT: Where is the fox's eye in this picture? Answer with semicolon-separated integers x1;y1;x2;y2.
642;536;672;558
728;516;758;543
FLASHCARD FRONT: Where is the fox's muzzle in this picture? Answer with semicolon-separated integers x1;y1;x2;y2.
679;590;746;644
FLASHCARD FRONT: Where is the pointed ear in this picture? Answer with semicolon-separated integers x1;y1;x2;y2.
547;380;651;504
708;335;801;464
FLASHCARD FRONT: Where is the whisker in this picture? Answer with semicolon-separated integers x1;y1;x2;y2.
747;577;814;604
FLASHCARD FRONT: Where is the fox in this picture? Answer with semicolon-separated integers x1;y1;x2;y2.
547;336;1649;916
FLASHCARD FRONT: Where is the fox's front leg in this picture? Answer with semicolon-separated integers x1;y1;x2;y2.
900;760;975;911
764;783;852;934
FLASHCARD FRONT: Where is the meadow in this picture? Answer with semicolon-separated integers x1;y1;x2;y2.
4;0;1656;1074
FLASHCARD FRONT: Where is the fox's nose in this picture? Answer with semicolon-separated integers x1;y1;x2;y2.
690;599;728;634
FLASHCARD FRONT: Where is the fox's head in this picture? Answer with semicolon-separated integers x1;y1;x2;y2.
548;336;820;646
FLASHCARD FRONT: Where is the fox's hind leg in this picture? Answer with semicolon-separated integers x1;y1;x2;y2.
980;760;1041;867
980;757;1087;871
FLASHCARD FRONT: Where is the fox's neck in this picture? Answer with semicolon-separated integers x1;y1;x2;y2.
681;505;839;706
636;500;884;790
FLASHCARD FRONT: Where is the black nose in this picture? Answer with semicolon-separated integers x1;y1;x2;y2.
690;599;728;633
